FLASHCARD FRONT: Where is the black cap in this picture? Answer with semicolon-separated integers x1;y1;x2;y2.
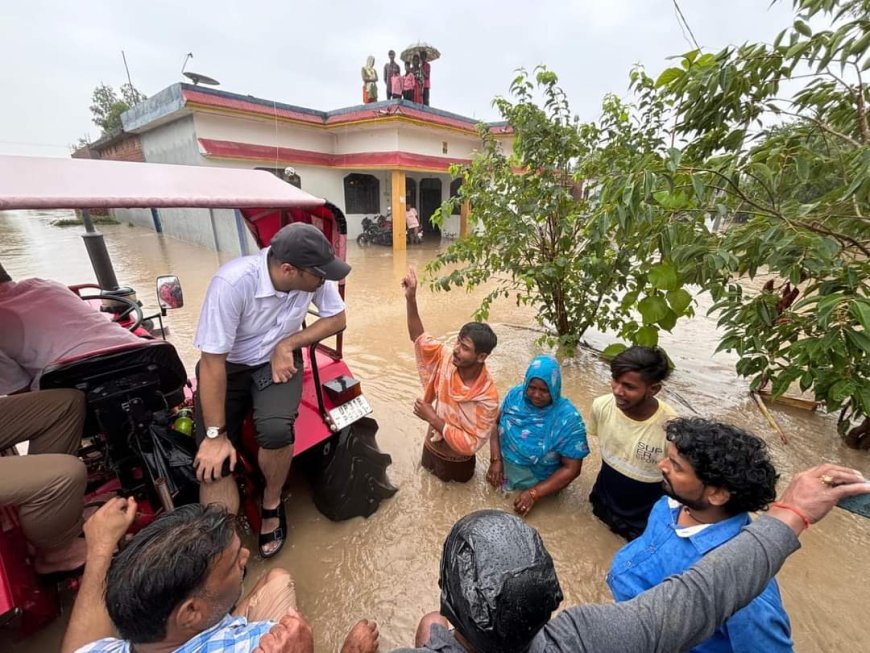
269;223;351;281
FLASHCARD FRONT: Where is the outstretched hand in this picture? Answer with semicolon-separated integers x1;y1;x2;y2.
775;463;868;526
401;267;418;300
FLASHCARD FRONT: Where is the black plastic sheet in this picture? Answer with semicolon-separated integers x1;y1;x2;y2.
439;510;563;653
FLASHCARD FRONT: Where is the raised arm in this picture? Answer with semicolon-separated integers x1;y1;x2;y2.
402;267;425;342
61;497;137;653
537;464;869;653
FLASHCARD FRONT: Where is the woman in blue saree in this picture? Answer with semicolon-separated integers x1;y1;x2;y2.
487;355;589;515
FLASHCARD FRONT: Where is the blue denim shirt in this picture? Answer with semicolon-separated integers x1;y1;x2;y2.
607;497;793;653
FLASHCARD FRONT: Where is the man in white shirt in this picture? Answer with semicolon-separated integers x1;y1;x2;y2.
193;223;350;558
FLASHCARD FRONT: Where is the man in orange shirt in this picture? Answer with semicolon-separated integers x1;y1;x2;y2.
402;268;499;479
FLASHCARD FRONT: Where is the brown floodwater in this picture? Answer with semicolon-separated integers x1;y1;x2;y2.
2;210;868;652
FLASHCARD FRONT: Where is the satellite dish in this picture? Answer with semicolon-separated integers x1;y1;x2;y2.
184;71;220;86
180;52;220;86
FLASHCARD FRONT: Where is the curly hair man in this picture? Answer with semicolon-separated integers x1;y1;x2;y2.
605;417;792;653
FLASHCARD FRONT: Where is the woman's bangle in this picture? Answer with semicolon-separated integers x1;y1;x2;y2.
528;488;539;501
771;501;810;531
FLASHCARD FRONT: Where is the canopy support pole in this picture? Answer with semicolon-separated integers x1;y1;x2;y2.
80;210;120;290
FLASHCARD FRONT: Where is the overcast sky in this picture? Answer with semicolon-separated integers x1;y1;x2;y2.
0;0;796;157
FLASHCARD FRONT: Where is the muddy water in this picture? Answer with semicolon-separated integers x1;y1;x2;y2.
2;210;868;652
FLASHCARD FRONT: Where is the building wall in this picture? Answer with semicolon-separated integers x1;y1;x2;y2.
397;127;479;160
333;127;398;154
195;112;333;153
98;102;507;252
123;116;250;255
99;136;146;163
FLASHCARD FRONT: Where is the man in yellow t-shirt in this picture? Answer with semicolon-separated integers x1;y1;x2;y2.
588;346;677;540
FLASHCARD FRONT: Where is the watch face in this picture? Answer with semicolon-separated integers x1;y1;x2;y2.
206;427;219;438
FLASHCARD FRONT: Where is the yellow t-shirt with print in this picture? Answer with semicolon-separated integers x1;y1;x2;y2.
587;394;678;483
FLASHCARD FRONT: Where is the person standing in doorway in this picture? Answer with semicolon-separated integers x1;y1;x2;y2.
384;50;401;99
588;345;677;540
406;202;422;243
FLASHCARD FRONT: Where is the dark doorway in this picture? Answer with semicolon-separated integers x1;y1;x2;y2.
419;178;442;235
405;178;417;216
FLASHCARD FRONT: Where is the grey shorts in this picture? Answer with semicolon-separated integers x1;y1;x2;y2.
194;351;303;452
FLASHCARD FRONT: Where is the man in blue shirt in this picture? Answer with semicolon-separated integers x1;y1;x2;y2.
607;417;793;653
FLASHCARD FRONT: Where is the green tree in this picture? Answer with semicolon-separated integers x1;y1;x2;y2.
427;68;695;352
643;0;870;447
430;0;869;446
89;82;147;134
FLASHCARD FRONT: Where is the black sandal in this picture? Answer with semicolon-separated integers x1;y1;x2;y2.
258;502;287;559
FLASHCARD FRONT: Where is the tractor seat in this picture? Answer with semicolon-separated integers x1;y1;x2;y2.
39;340;188;421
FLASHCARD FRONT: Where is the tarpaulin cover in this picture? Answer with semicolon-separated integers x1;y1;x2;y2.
439;510;563;653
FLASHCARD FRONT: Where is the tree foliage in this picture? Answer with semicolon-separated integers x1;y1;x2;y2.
646;0;870;446
89;82;147;134
430;0;869;446
427;69;696;353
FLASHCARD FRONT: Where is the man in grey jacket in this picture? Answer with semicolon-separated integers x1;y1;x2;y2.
395;463;868;653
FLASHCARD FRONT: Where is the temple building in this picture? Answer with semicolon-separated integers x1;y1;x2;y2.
74;83;513;254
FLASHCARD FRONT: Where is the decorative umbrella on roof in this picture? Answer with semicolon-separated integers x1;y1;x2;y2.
400;42;441;63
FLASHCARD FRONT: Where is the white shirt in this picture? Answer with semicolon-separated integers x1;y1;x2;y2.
194;248;345;366
0;278;143;394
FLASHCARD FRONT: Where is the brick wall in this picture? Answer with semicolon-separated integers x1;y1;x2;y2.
97;135;145;162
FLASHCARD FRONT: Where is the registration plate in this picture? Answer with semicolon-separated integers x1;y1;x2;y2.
328;395;373;431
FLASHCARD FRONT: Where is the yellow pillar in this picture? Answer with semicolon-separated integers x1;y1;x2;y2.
391;170;406;251
459;200;470;239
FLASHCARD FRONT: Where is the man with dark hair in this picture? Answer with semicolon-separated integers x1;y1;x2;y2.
194;222;350;557
588;345;677;539
607;417;791;652
384;50;401;99
420;51;431;105
395;465;869;653
402;267;499;478
63;499;379;653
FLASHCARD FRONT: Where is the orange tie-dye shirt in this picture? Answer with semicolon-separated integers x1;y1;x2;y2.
414;333;500;456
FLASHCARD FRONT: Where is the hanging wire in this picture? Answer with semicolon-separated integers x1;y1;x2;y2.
672;0;701;50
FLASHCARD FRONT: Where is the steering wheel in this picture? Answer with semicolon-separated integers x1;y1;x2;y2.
79;294;145;332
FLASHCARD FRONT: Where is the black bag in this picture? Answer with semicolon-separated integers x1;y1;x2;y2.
312;417;398;521
137;412;198;500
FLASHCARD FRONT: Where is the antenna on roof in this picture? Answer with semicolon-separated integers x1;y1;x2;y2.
181;52;220;86
121;50;134;88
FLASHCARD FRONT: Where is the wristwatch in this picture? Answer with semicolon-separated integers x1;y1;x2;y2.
206;425;227;439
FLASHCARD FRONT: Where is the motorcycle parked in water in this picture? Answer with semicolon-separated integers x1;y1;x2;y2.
357;212;423;246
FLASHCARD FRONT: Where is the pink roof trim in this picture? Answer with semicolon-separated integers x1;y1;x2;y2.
0;155;326;210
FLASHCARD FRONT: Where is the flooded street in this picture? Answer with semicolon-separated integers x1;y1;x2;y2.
3;210;869;652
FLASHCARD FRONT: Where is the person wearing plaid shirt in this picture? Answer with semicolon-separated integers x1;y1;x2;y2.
61;499;379;653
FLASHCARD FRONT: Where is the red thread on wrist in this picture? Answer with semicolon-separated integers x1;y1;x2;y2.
771;501;810;530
